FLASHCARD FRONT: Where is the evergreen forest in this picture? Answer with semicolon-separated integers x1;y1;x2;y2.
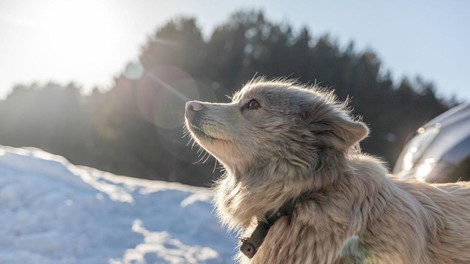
0;11;452;186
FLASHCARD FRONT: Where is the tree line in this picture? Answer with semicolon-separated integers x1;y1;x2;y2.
0;11;452;186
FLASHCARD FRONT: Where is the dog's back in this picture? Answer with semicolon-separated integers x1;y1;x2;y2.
392;180;470;263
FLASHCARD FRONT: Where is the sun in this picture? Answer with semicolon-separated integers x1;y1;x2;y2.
0;0;132;94
36;0;119;67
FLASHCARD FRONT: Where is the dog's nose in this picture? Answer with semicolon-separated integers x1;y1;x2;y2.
185;100;204;119
186;101;204;112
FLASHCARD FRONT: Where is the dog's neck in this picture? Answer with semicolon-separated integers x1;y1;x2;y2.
239;194;297;258
215;151;411;263
239;190;318;258
213;150;348;231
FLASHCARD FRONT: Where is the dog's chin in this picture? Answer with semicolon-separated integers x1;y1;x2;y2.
186;124;238;165
188;124;219;142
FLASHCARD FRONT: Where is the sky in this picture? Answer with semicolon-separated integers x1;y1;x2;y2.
0;0;469;101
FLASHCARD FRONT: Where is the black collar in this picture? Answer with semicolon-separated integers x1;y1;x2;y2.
240;192;313;259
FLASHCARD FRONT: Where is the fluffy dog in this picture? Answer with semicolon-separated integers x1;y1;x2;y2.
184;79;470;264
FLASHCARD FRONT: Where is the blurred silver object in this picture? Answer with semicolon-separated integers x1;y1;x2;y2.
394;103;470;182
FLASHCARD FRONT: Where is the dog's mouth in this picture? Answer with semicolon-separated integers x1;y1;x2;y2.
187;122;219;142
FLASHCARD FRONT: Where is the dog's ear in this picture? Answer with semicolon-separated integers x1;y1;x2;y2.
326;115;369;150
300;102;369;150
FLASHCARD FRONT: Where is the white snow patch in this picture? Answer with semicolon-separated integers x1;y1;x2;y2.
0;146;236;264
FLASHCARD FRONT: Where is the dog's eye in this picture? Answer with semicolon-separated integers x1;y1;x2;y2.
246;99;261;110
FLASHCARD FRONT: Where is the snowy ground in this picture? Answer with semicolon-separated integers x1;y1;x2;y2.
0;146;237;264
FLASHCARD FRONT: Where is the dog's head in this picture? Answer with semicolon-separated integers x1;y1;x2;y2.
185;80;368;176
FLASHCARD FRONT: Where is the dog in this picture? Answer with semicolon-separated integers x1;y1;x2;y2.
184;79;470;264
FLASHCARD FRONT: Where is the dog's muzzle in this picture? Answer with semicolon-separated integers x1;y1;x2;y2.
185;100;204;121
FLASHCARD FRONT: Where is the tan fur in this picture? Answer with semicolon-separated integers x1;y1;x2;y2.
185;79;470;264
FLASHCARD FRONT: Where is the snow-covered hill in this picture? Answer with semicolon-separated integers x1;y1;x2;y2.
0;146;236;264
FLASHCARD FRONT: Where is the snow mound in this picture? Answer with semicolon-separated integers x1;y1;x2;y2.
0;146;236;264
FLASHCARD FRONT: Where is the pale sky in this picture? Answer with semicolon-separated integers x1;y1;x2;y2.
0;0;469;101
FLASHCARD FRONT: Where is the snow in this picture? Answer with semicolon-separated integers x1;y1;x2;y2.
0;146;237;264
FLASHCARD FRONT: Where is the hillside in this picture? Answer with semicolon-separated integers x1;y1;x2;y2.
0;146;236;264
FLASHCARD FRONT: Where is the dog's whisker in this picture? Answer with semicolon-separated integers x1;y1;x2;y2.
191;141;197;149
185;137;195;147
212;159;221;173
193;150;210;164
201;152;212;164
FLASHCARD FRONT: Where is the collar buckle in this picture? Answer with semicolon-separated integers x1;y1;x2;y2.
240;196;301;259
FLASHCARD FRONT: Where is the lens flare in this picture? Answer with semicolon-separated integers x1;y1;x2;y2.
123;61;144;80
135;65;199;129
